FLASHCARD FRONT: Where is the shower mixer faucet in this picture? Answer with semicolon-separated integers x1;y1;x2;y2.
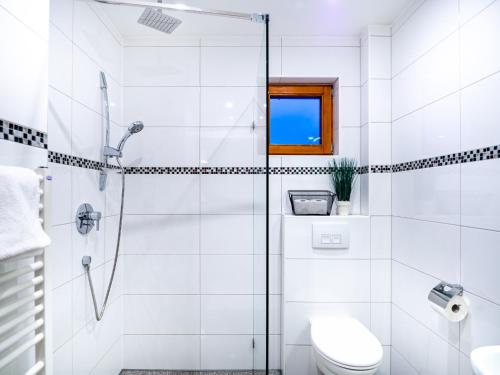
76;203;102;235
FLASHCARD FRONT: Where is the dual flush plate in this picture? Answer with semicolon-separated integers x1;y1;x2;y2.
312;222;349;249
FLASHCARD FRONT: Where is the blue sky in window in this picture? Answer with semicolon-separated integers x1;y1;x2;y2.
270;97;321;145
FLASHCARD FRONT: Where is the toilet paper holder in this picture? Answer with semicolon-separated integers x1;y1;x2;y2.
428;281;468;322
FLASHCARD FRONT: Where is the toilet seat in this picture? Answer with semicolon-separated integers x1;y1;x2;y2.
310;317;383;371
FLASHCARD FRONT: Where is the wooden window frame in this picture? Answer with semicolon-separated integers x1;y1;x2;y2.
268;84;333;155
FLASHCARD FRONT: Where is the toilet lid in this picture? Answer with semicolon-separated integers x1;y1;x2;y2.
310;317;383;369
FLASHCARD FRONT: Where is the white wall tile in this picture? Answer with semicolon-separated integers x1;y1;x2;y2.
369;80;391;123
254;254;281;295
369;173;391;216
283;345;316;375
71;102;103;161
460;293;500;355
371;303;391;346
391;347;419;375
254;334;281;370
461;158;500;231
124;295;200;334
73;299;122;375
392;305;460;374
49;25;72;96
392;0;459;75
48;163;73;227
124;254;200;294
91;337;123;375
201;175;253;214
124;86;200;126
461;227;500;305
393;261;460;346
459;0;496;25
124;126;199;167
200;215;253;254
200;127;253;167
0;0;49;40
73;2;122;81
49;0;73;38
285;259;370;302
201;255;253;294
371;260;391;302
0;6;48;132
72;46;104;115
339;86;361;127
48;224;72;288
254;294;281;335
201;295;253;334
52;282;73;350
371;216;391;259
392;32;459;120
48;88;72;155
201;86;256;127
125;174;200;214
201;47;263;86
460;0;500;87
392;165;460;224
392;93;460;163
338;127;361;160
461;71;500;150
124;46;200;86
124;335;200;370
122;214;199;254
254;214;281;255
53;340;73;375
392;217;460;281
282;47;360;86
369;122;391;165
368;36;392;79
201;335;253;370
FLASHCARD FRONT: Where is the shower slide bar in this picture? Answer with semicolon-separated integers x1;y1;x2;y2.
91;0;267;22
0;167;52;374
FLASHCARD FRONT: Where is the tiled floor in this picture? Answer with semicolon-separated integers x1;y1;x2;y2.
121;371;282;375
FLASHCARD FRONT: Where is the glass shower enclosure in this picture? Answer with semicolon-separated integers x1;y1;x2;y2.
79;1;271;373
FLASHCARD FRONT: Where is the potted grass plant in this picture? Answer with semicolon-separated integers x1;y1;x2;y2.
329;158;359;216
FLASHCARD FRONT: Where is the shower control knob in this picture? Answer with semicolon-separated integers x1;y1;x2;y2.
76;203;102;235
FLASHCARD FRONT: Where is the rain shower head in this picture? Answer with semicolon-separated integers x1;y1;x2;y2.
138;2;182;34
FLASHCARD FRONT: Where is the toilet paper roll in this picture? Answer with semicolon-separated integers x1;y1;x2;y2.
428;286;469;322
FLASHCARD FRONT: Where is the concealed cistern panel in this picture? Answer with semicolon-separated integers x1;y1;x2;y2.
312;222;349;249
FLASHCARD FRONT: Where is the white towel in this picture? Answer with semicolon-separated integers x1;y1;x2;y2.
0;166;51;260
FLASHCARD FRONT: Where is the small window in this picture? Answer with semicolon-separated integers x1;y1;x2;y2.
268;84;333;155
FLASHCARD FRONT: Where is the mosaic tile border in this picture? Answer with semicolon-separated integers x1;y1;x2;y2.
123;166;372;175
48;151;102;170
47;145;500;174
0;118;47;149
120;370;281;375
392;145;500;172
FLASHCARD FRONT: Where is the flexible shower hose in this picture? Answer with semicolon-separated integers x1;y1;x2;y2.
83;157;125;321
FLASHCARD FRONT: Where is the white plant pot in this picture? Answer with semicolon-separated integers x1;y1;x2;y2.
336;201;351;216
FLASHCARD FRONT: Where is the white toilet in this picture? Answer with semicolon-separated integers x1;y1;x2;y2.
310;316;383;375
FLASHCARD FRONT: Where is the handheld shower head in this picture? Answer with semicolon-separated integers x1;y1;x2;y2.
128;121;144;134
104;121;144;158
117;121;144;153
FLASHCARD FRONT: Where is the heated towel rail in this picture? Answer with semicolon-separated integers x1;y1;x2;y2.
0;167;52;374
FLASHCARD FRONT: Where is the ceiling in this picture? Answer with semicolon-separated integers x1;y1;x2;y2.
96;0;415;39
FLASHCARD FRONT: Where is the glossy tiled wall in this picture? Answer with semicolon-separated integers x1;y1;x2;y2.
390;0;500;373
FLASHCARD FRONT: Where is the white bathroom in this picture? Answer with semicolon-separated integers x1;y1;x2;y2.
0;0;499;374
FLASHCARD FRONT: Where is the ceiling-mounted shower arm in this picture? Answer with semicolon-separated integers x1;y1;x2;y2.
91;0;266;23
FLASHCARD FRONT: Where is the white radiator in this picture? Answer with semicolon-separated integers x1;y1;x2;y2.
0;167;53;375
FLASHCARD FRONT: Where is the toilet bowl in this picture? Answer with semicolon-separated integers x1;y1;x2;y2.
310;316;383;375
